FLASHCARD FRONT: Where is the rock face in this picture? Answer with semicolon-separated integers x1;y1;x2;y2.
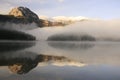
9;7;23;17
9;7;43;27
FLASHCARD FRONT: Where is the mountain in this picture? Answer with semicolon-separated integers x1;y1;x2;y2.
1;7;89;28
0;7;41;40
9;6;43;27
0;6;44;28
0;6;98;28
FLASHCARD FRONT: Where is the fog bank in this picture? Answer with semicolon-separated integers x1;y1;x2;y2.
28;19;120;41
0;22;37;31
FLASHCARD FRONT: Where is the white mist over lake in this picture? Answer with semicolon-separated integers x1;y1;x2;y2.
0;22;37;31
28;19;120;41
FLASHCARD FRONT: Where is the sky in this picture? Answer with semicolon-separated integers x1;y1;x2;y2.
0;0;120;19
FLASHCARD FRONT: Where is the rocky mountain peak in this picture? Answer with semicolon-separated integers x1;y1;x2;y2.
9;6;42;27
9;7;23;17
9;7;38;18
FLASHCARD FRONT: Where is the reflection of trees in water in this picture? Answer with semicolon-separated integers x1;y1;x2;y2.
48;42;95;50
0;41;90;75
0;51;71;75
0;41;35;52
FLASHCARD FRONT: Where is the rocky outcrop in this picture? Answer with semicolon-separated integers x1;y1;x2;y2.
9;7;43;27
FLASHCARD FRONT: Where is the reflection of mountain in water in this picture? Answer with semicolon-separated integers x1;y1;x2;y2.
0;41;36;74
47;42;120;66
0;50;84;75
48;41;94;50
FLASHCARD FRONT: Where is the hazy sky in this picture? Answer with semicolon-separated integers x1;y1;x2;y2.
0;0;120;19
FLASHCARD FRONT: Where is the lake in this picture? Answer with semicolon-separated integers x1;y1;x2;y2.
0;41;120;80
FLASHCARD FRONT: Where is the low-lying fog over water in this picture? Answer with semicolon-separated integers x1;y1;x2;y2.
0;41;120;80
0;22;37;30
28;20;120;41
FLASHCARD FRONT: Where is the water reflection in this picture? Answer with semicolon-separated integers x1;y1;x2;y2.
1;41;120;80
48;41;95;50
0;43;83;75
0;41;35;52
47;41;120;65
2;52;39;74
1;51;84;74
0;41;36;74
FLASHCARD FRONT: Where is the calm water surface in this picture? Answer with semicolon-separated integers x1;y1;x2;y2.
0;41;120;80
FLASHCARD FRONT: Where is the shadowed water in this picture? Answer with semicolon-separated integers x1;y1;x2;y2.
0;41;120;80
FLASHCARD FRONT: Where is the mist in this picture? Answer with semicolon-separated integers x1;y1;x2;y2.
28;19;120;41
0;22;37;31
